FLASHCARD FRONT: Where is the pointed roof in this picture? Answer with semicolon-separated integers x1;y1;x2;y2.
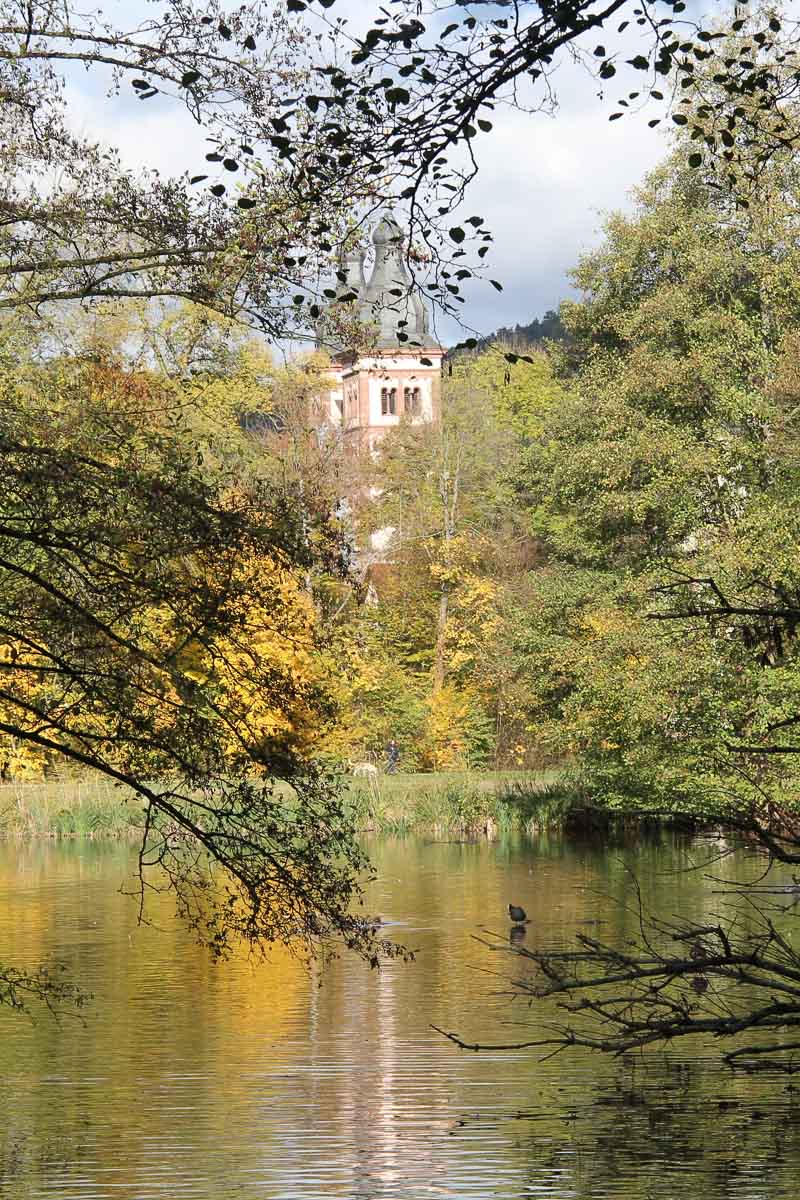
358;214;439;349
320;215;440;356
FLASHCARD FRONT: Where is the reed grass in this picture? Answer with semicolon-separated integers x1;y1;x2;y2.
345;770;580;835
0;769;584;840
0;777;142;838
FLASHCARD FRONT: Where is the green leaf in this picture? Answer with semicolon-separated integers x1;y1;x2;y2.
449;227;466;244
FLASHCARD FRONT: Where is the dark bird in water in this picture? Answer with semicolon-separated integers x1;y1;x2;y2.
508;904;529;924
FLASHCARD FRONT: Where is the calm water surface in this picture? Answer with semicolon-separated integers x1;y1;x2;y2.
1;832;799;1199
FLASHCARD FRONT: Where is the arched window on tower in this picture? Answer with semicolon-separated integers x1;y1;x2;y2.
404;386;422;415
381;387;397;416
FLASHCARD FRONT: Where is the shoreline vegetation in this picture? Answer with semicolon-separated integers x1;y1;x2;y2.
0;771;705;841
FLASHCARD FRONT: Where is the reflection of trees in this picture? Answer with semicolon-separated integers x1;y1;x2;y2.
5;834;800;1196
0;842;312;1195
514;1055;800;1200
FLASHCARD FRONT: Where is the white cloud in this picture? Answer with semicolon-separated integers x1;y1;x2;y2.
68;91;209;178
443;95;669;338
59;1;675;342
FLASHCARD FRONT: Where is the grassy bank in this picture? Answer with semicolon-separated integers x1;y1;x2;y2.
0;771;581;839
0;777;142;838
0;771;707;840
344;770;580;835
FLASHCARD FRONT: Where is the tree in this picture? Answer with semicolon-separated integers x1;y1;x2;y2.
0;0;421;1009
0;326;407;1017
213;0;800;335
482;128;800;804
7;0;798;342
325;347;559;769
429;91;800;1069
0;0;388;339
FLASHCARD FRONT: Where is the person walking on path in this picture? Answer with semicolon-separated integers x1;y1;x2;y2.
386;739;400;774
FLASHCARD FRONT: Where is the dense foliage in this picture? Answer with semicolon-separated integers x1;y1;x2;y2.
0;308;404;978
506;149;800;819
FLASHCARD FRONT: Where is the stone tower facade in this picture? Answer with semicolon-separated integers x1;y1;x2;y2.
321;215;445;450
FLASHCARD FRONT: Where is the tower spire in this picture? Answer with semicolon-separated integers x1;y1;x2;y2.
359;213;437;349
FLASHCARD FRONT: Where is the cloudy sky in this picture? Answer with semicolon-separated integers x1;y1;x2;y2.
68;1;675;344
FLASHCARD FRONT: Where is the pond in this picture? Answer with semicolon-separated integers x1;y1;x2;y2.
1;831;799;1199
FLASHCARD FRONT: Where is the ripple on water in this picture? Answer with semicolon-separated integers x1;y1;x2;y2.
1;835;800;1199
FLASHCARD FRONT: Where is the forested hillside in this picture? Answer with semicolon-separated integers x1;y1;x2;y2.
472;309;568;352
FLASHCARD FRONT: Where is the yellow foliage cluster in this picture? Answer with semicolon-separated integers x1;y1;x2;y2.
0;644;50;779
445;574;502;678
0;554;326;782
418;686;473;771
580;606;629;640
169;557;325;767
0;332;340;783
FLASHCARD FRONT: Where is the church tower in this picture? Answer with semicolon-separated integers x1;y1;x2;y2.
322;215;445;450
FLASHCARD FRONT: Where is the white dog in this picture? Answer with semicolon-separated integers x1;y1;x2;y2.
349;760;379;778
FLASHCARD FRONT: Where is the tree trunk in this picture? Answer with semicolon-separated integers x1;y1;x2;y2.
433;584;449;690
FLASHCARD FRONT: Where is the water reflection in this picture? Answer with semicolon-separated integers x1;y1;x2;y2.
0;833;798;1198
